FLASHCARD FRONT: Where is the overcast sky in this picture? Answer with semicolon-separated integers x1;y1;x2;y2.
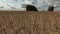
0;0;60;11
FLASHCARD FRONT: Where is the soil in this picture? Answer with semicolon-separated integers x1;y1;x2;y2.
0;11;60;34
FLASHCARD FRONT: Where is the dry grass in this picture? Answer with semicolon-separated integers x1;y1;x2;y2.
0;11;60;34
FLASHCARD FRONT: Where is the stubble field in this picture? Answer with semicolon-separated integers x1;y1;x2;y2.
0;11;60;34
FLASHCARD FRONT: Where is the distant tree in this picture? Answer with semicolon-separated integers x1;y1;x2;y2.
48;6;54;11
26;5;38;11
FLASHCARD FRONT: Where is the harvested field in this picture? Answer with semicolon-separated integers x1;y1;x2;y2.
0;11;60;34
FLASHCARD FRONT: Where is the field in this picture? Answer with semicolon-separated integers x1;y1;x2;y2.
0;11;60;34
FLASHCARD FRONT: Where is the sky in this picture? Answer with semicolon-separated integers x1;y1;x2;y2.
0;0;38;7
0;0;60;11
0;0;48;10
33;0;37;4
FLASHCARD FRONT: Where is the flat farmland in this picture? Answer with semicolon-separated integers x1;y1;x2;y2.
0;11;60;34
